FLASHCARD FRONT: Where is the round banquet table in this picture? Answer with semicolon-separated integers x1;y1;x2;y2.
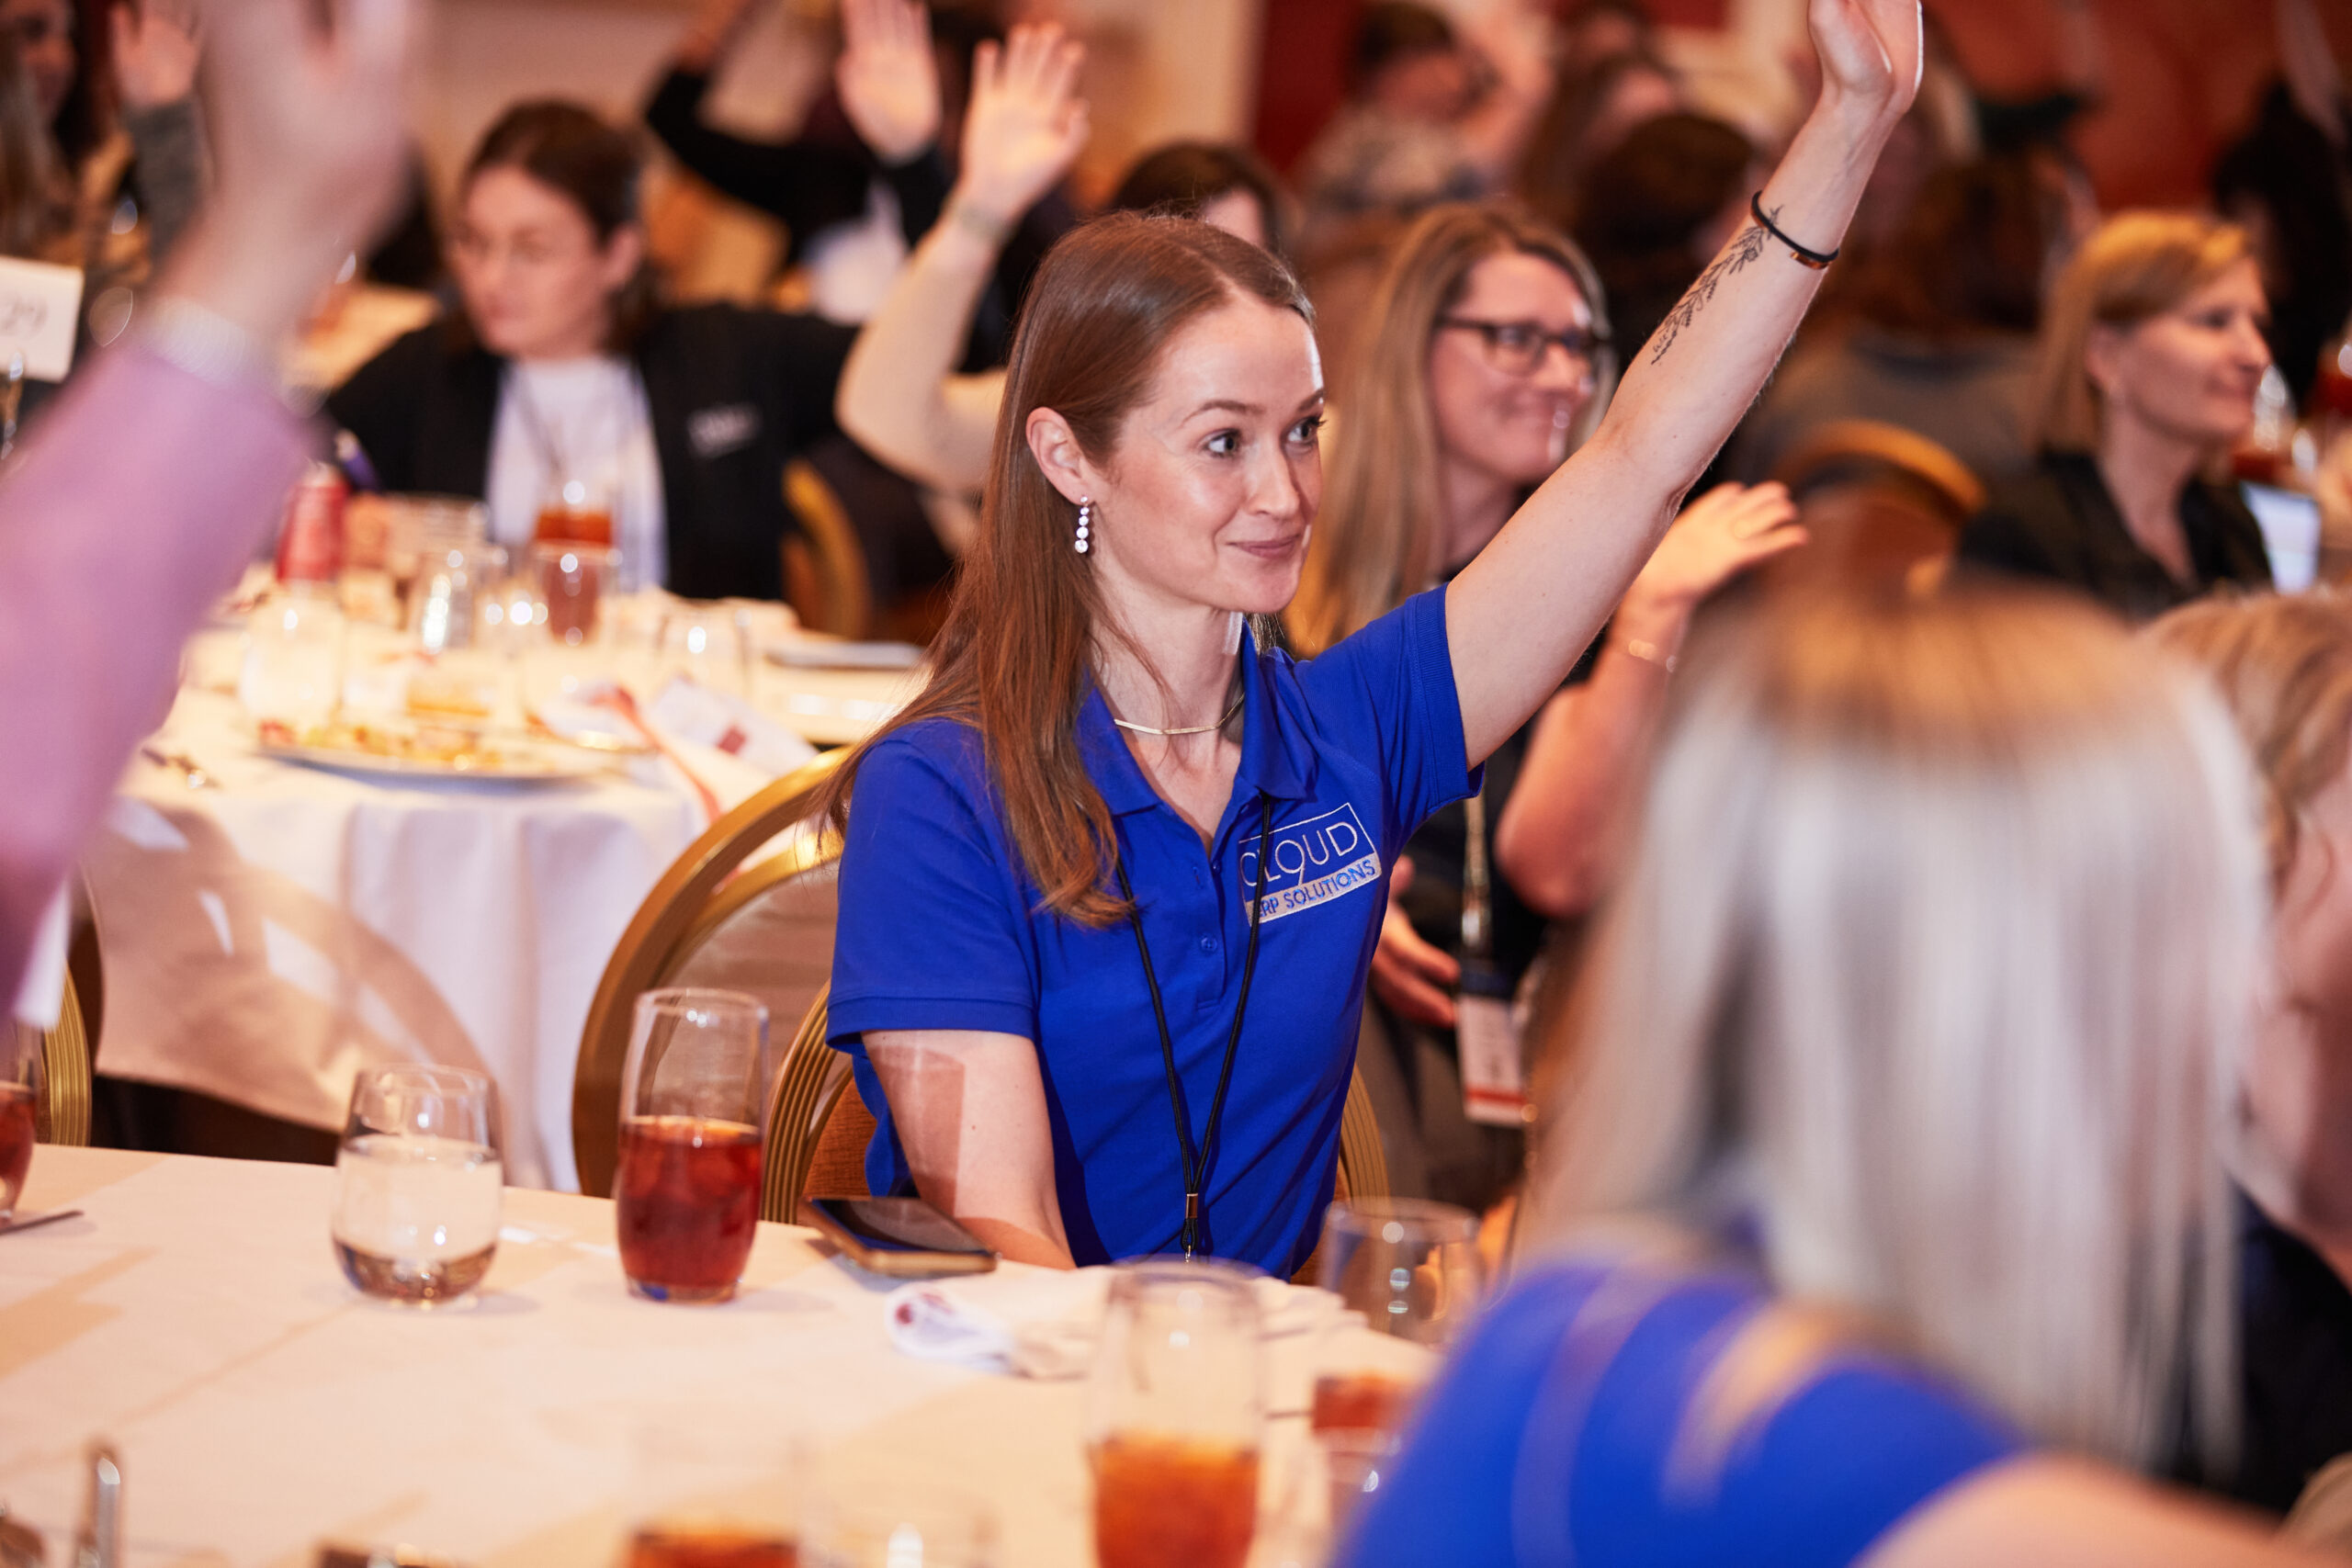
0;1147;1361;1568
82;617;918;1191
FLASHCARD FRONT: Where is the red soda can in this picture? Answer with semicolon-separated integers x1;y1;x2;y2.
275;462;347;585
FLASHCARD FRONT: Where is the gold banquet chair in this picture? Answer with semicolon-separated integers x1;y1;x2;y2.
781;458;876;641
25;972;92;1146
762;984;1392;1223
572;750;848;1198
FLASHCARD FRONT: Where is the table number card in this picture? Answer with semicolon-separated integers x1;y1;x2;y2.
0;255;85;382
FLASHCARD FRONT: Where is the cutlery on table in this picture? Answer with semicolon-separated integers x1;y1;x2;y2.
140;745;214;790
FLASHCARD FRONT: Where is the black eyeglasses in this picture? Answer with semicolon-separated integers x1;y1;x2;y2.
1438;316;1607;376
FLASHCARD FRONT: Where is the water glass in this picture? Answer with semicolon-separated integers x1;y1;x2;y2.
658;604;751;697
1315;1199;1485;1348
616;987;769;1304
1089;1258;1264;1568
238;590;346;729
627;1409;801;1568
529;541;619;647
331;1066;503;1308
407;539;507;655
382;495;486;617
0;1021;40;1220
800;1467;996;1568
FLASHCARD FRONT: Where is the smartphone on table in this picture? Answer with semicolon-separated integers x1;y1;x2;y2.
801;1196;998;1277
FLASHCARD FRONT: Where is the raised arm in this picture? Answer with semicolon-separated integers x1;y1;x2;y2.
834;21;1085;493
864;1028;1075;1269
1446;0;1917;762
0;0;407;998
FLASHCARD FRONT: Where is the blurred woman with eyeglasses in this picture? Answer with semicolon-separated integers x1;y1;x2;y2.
1289;202;1805;1210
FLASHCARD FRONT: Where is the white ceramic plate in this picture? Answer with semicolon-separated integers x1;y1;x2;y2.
256;731;610;784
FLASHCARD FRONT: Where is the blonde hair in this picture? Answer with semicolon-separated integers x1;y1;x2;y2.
1527;587;2264;1472
2150;588;2352;889
1288;203;1613;656
2030;210;2254;456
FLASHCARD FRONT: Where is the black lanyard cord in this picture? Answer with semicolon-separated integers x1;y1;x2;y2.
1114;796;1275;1260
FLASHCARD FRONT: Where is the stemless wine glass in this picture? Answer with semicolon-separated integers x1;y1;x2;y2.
529;541;619;648
1089;1258;1265;1568
800;1465;997;1568
657;604;751;697
616;987;769;1303
0;1021;41;1221
330;1066;503;1307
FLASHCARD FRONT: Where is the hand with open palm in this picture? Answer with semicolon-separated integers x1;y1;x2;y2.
953;22;1088;231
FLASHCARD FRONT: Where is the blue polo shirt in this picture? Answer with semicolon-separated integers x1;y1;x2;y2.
828;587;1474;1274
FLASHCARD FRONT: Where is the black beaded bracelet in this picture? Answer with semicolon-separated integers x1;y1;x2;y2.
1749;192;1839;270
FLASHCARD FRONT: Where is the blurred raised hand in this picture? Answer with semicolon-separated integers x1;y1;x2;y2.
954;21;1087;228
837;0;943;165
1623;482;1805;623
110;0;200;111
168;0;410;348
1809;0;1920;121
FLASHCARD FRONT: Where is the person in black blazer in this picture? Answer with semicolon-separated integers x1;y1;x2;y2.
1956;211;2276;622
327;100;854;603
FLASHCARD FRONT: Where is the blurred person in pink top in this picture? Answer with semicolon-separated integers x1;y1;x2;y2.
0;0;413;1001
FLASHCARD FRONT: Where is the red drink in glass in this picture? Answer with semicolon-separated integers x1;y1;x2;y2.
1309;1371;1417;1436
1091;1434;1258;1568
616;1115;761;1303
0;1081;31;1218
628;1529;795;1568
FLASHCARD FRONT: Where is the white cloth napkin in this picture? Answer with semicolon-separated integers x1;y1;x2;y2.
882;1267;1349;1380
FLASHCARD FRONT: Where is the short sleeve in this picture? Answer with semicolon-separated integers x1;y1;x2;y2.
1295;585;1476;859
827;727;1039;1049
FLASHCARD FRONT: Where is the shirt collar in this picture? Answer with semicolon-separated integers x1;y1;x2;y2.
1075;628;1320;818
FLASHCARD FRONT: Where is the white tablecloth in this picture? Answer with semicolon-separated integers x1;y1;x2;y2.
0;1148;1353;1568
84;616;919;1191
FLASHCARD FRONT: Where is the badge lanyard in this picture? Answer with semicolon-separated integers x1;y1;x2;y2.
1458;784;1532;1127
1114;798;1276;1260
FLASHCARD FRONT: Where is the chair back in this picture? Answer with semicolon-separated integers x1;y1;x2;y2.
1766;420;1985;594
782;458;876;640
26;972;91;1146
762;979;1391;1225
573;750;847;1197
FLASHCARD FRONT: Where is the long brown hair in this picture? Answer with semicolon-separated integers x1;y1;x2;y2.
1289;202;1611;656
823;214;1311;924
0;32;65;260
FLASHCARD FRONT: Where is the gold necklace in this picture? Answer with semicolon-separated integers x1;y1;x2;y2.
1110;693;1245;738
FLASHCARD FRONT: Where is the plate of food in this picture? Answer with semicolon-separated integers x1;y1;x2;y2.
254;718;613;783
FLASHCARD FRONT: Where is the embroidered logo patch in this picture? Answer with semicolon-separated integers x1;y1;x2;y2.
687;402;760;458
1241;803;1381;923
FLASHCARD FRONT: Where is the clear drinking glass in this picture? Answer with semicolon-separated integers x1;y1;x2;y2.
238;588;346;730
657;605;751;697
627;1409;802;1568
0;1021;40;1220
407;539;508;656
331;1066;503;1307
616;987;769;1304
800;1466;997;1568
1089;1258;1265;1568
382;495;487;623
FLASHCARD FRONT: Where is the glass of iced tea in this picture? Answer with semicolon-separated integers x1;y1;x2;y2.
616;987;770;1304
536;477;615;548
628;1409;802;1568
529;541;618;648
1088;1258;1264;1568
0;1020;40;1220
331;1066;503;1307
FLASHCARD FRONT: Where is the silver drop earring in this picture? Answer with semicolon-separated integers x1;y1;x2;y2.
1075;497;1092;556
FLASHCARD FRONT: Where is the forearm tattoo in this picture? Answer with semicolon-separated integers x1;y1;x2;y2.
1645;222;1770;365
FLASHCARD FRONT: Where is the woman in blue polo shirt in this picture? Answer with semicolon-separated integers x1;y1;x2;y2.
826;0;1922;1272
